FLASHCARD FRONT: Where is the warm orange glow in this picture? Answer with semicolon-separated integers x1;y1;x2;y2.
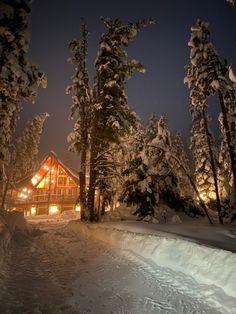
20;192;28;199
49;205;59;214
75;205;81;212
31;207;36;215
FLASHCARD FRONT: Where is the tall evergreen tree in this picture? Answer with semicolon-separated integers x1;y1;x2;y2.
120;122;159;220
1;112;48;209
226;0;236;6
0;0;47;200
190;109;216;203
87;18;154;221
148;116;181;207
67;23;92;221
147;115;211;222
184;20;236;222
171;131;194;199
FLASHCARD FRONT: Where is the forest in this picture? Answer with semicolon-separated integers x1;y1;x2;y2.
0;0;236;226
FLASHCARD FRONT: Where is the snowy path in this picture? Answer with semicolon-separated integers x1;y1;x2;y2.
0;220;224;313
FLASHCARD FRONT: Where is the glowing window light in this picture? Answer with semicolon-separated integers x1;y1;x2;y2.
75;205;81;212
31;177;37;185
23;188;27;192
31;207;36;215
49;205;59;215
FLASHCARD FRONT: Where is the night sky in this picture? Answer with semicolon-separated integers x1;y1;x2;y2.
17;0;236;167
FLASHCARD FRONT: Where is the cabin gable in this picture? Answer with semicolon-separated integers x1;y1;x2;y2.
7;152;80;216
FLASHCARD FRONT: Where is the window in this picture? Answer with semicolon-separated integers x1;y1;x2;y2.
68;177;76;186
58;166;67;186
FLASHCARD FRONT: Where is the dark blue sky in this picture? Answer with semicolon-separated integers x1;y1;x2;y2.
18;0;236;165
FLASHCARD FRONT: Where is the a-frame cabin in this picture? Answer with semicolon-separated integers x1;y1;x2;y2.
7;151;80;216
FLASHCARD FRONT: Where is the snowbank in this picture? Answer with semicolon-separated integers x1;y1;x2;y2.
0;210;28;268
0;217;11;268
68;221;236;312
1;211;27;231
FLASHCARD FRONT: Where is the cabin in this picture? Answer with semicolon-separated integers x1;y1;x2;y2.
6;151;80;216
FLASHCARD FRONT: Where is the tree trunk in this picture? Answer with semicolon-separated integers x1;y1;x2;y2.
1;181;9;211
87;118;98;222
202;111;223;224
79;106;88;221
149;145;214;224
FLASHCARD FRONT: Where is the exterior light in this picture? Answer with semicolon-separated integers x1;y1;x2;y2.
49;205;59;215
31;207;36;215
75;205;81;212
31;177;37;185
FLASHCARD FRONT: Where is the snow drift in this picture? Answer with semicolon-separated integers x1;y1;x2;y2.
0;218;11;269
68;221;236;312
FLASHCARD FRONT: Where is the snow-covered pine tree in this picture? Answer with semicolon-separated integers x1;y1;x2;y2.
218;113;232;214
1;112;48;209
0;0;47;198
219;88;236;220
95;142;124;217
184;20;236;223
227;0;236;6
67;23;92;221
145;113;159;143
87;18;154;222
120;126;159;220
147;116;181;206
190;109;216;202
171;131;194;199
147;115;207;220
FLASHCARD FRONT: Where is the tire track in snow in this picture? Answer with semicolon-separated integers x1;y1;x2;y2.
0;225;77;313
0;221;225;313
66;230;222;314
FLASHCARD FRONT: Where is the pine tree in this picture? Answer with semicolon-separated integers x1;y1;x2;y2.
87;18;154;221
148;116;181;206
171;132;193;199
190;109;216;202
120;127;159;220
184;20;236;223
218;113;232;213
0;0;47;199
1;112;48;209
226;0;236;6
147;115;209;221
67;23;92;221
219;88;236;220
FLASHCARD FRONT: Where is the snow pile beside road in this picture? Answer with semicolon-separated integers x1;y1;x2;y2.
0;211;28;268
0;217;11;268
68;221;236;313
1;211;27;231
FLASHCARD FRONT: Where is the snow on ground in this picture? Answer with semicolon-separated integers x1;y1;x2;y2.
68;218;236;313
0;211;235;313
